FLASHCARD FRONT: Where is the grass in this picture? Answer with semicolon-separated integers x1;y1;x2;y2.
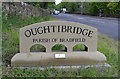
30;44;46;52
2;13;118;78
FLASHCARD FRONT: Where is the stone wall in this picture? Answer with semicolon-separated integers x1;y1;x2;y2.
2;2;50;18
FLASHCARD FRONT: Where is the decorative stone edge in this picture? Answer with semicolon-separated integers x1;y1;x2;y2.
12;63;111;71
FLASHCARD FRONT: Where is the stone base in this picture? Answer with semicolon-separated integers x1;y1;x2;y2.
11;51;107;67
13;63;111;72
38;63;111;71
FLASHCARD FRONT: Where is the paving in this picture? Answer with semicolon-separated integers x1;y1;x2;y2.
52;13;119;40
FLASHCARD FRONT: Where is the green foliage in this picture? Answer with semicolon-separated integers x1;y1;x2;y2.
2;13;48;29
2;67;100;77
87;2;99;14
107;2;119;11
26;2;55;9
73;44;86;51
52;44;66;51
2;13;52;66
107;2;120;14
26;2;41;7
95;2;108;10
56;2;119;15
52;44;86;51
47;3;56;12
30;44;46;52
56;2;80;13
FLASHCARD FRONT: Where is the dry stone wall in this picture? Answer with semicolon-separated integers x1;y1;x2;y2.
2;2;50;18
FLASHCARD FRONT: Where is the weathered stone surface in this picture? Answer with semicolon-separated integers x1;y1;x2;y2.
12;63;111;72
20;21;97;53
11;21;108;67
11;51;106;66
2;2;50;18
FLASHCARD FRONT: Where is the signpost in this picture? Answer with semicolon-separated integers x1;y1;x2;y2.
11;21;107;67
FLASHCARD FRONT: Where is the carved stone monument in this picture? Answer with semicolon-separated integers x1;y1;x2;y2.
11;21;107;67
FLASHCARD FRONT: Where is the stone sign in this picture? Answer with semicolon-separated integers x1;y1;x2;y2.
11;21;107;66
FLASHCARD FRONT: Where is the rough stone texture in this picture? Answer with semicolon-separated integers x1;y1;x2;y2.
20;21;97;53
11;51;107;66
2;2;50;18
11;21;107;67
13;63;111;72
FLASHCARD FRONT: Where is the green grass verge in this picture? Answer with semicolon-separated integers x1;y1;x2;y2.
2;14;118;77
